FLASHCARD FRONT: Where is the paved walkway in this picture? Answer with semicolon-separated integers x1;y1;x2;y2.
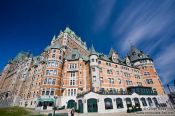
38;108;175;116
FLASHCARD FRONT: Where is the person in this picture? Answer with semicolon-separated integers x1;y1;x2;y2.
71;108;75;116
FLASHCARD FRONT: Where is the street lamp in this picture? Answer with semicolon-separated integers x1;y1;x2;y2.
53;96;58;116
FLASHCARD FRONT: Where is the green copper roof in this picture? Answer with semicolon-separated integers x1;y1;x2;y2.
128;46;152;62
37;98;55;102
64;27;72;34
13;51;29;62
44;45;50;51
44;43;62;52
52;35;56;41
65;49;80;60
90;44;98;55
51;43;62;49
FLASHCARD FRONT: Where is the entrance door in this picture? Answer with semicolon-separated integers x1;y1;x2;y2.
78;100;83;113
43;101;48;110
87;98;98;112
67;100;76;109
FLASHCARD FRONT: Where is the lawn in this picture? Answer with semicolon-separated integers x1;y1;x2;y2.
0;106;44;116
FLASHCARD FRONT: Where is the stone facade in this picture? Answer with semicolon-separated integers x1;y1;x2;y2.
0;27;170;113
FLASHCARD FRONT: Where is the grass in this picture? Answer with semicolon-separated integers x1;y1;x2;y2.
0;106;45;116
0;106;29;116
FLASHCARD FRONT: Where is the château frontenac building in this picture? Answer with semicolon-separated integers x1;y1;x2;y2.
0;27;170;113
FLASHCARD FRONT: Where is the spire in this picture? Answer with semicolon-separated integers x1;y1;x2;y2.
64;27;72;33
90;44;98;55
109;48;116;57
52;35;56;41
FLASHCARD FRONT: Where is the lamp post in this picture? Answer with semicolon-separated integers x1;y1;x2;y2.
53;96;57;116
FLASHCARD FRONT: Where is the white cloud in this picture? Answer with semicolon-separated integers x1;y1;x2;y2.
154;43;175;86
110;0;175;93
92;0;116;32
112;0;175;52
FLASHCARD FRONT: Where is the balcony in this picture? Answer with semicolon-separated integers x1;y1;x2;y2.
127;86;157;95
67;68;78;72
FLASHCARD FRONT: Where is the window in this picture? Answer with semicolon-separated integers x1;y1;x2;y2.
70;80;75;86
137;82;142;86
124;73;130;77
69;64;77;69
93;76;96;81
98;60;101;64
47;60;58;67
70;72;76;77
153;88;157;94
91;58;94;62
135;75;141;79
46;88;50;95
52;79;56;85
118;78;121;84
100;77;103;83
140;98;147;106
72;54;76;59
99;67;102;72
144;72;150;76
146;79;153;84
52;54;56;58
126;80;132;85
108;78;114;84
106;62;111;66
46;70;50;75
48;78;52;84
104;98;113;109
59;56;62;60
42;89;45;95
126;98;132;107
42;88;55;96
53;49;56;53
107;69;112;74
44;78;56;85
92;67;95;72
116;98;124;109
46;70;57;75
50;88;55;95
68;89;70;96
71;89;73;96
44;78;47;84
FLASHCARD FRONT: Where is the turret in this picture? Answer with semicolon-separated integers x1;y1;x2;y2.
89;45;100;92
128;46;165;95
128;46;153;66
51;35;56;45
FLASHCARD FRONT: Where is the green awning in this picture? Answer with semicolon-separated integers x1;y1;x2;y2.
37;98;55;102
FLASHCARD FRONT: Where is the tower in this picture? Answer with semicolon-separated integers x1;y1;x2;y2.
89;45;100;92
128;46;165;95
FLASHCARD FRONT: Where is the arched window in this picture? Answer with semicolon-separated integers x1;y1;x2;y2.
147;98;153;106
126;98;132;108
116;98;123;109
152;97;159;107
140;98;147;106
104;98;113;109
134;98;140;107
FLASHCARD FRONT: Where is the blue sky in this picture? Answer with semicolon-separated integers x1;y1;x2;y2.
0;0;175;92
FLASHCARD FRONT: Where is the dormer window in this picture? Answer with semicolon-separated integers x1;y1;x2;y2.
72;54;76;59
53;49;56;53
132;52;136;55
92;58;94;62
